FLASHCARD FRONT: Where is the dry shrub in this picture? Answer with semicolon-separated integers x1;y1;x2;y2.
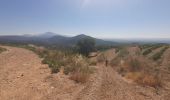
125;57;141;72
89;60;97;66
97;53;106;62
125;72;161;88
0;47;7;53
64;55;94;83
69;71;90;83
110;57;121;67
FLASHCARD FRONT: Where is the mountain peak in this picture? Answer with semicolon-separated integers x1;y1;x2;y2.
37;32;57;38
74;34;91;38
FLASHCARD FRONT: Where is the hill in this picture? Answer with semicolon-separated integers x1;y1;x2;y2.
0;33;117;47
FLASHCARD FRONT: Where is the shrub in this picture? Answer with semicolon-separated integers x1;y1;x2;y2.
65;56;93;83
110;57;121;67
117;48;129;58
89;60;97;66
69;71;90;83
97;53;106;62
0;47;7;53
126;58;141;72
22;45;93;83
125;72;161;88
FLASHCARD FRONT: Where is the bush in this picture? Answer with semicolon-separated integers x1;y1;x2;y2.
117;48;129;58
65;56;93;83
0;47;7;53
89;60;97;66
97;53;106;62
126;58;141;72
21;44;93;83
125;72;161;88
69;71;90;83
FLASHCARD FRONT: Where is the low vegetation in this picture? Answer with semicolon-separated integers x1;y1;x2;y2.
125;72;161;88
111;47;162;88
21;44;94;83
152;46;169;61
142;48;152;55
0;47;7;53
142;44;163;55
97;53;106;62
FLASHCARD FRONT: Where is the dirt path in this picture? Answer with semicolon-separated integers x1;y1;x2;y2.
0;46;53;100
75;49;166;100
75;63;164;100
0;46;169;100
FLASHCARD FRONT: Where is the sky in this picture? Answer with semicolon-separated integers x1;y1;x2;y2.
0;0;170;39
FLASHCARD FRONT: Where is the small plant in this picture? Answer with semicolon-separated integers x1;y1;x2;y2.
0;47;7;53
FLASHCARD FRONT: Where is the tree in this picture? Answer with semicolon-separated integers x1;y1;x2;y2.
77;38;95;56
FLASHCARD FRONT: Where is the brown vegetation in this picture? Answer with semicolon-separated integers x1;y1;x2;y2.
0;47;7;53
22;45;93;83
111;46;162;88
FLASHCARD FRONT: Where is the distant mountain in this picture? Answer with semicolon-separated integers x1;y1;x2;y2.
36;32;57;39
0;33;118;46
47;34;117;46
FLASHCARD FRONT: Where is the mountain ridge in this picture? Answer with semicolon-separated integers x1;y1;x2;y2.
0;32;117;46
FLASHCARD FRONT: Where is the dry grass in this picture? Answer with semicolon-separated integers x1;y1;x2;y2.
89;60;97;66
69;71;90;83
97;53;106;62
0;47;7;53
111;53;162;88
21;45;93;83
125;72;161;88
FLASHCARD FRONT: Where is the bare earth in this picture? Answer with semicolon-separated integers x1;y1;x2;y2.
0;46;169;100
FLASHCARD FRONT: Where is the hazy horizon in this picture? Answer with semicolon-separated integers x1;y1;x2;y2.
0;0;170;39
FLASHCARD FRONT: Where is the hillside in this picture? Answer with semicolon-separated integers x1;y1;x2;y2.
0;45;169;100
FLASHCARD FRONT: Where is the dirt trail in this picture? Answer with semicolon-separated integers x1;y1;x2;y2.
75;49;164;100
75;64;163;100
0;46;53;100
0;46;168;100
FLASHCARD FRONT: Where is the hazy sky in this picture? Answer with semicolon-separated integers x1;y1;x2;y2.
0;0;170;38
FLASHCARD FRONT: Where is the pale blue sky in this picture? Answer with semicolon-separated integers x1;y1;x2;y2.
0;0;170;38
